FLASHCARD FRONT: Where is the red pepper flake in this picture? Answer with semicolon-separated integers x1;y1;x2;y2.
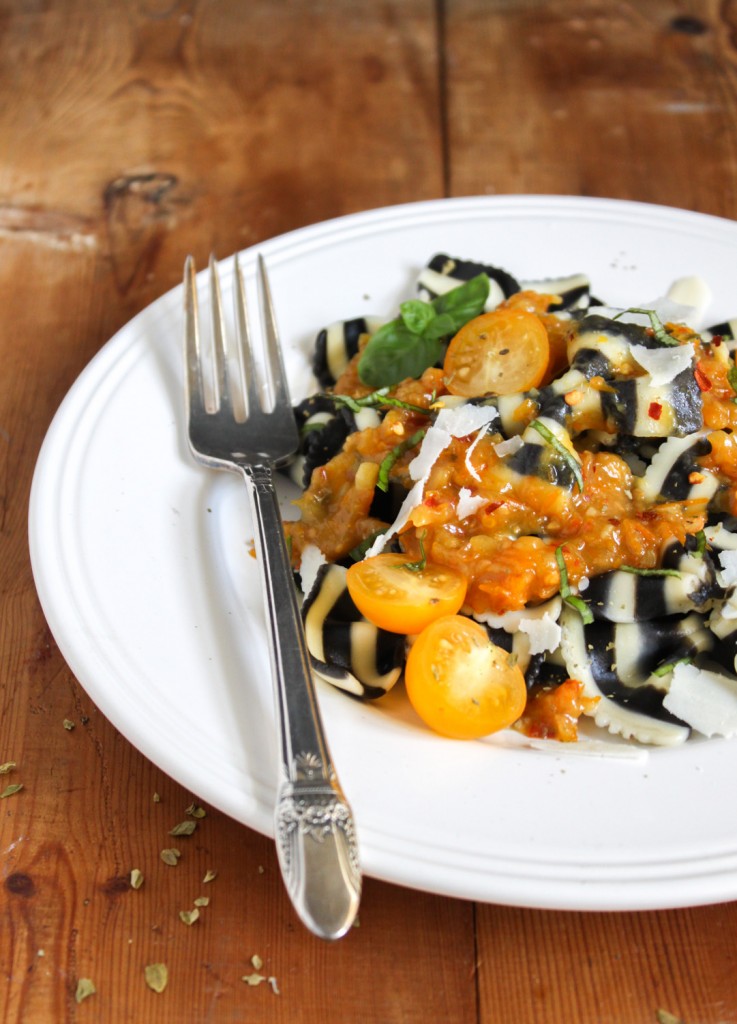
688;471;705;485
694;366;712;392
484;502;503;514
648;402;663;420
423;494;439;508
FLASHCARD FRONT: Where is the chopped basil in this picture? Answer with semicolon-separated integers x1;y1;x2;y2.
652;657;692;678
692;530;707;558
728;364;737;403
349;530;386;561
529;419;584;492
402;532;428;572
619;565;682;578
377;429;426;492
329;387;433;417
556;547;593;625
613;307;680;346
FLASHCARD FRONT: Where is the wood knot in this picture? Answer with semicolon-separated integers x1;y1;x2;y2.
669;15;708;35
5;872;35;898
100;874;131;898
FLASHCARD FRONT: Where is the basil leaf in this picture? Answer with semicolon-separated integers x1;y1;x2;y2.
400;300;436;336
358;322;444;387
432;273;490;330
422;311;456;341
357;273;490;387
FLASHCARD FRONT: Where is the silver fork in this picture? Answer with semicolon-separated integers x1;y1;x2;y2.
183;253;361;940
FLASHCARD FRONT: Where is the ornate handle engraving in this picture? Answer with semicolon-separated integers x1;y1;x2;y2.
274;753;361;938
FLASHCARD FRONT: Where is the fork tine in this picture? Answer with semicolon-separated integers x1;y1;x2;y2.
234;254;261;417
257;254;292;410
208;254;229;413
184;255;205;416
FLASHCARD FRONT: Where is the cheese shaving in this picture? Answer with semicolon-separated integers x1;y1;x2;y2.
366;404;497;557
663;661;737;737
518;611;563;656
456;487;486;520
629;342;693;386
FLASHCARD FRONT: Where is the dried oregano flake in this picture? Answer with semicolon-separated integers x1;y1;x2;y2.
144;963;168;993
160;848;181;866
0;783;23;799
242;973;267;987
193;896;209;907
75;978;96;1004
202;869;217;884
179;908;200;926
0;761;16;774
169;820;197;837
63;719;75;731
130;869;144;890
185;802;206;819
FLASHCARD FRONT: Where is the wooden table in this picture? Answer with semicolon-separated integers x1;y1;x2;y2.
3;1;737;1020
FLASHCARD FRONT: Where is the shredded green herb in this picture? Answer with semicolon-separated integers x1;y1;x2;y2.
402;532;428;572
692;529;707;558
619;565;682;578
613;307;680;346
652;657;692;678
727;363;737;405
377;428;426;492
329;387;434;417
349;530;386;561
529;419;584;492
556;547;594;624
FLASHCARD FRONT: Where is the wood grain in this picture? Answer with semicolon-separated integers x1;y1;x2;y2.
2;0;737;1021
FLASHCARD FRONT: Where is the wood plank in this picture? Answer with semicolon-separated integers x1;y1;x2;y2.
0;3;480;1021
477;904;737;1023
444;0;737;218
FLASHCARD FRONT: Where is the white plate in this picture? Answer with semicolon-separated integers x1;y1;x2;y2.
29;196;737;911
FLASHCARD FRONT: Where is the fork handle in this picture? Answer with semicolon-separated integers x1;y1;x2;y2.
241;461;361;940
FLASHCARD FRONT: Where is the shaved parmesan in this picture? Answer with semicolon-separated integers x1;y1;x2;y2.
663;661;737;737
456;487;486;520
492;435;524;458
718;549;737;589
435;402;498;438
629;343;693;386
367;403;497;557
474;597;562;633
299;544;327;599
518;611;562;656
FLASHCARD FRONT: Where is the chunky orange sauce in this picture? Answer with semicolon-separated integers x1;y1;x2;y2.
285;319;737;616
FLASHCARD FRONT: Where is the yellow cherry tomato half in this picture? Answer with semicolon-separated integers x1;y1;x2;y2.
346;553;468;635
405;615;527;739
443;308;550;397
